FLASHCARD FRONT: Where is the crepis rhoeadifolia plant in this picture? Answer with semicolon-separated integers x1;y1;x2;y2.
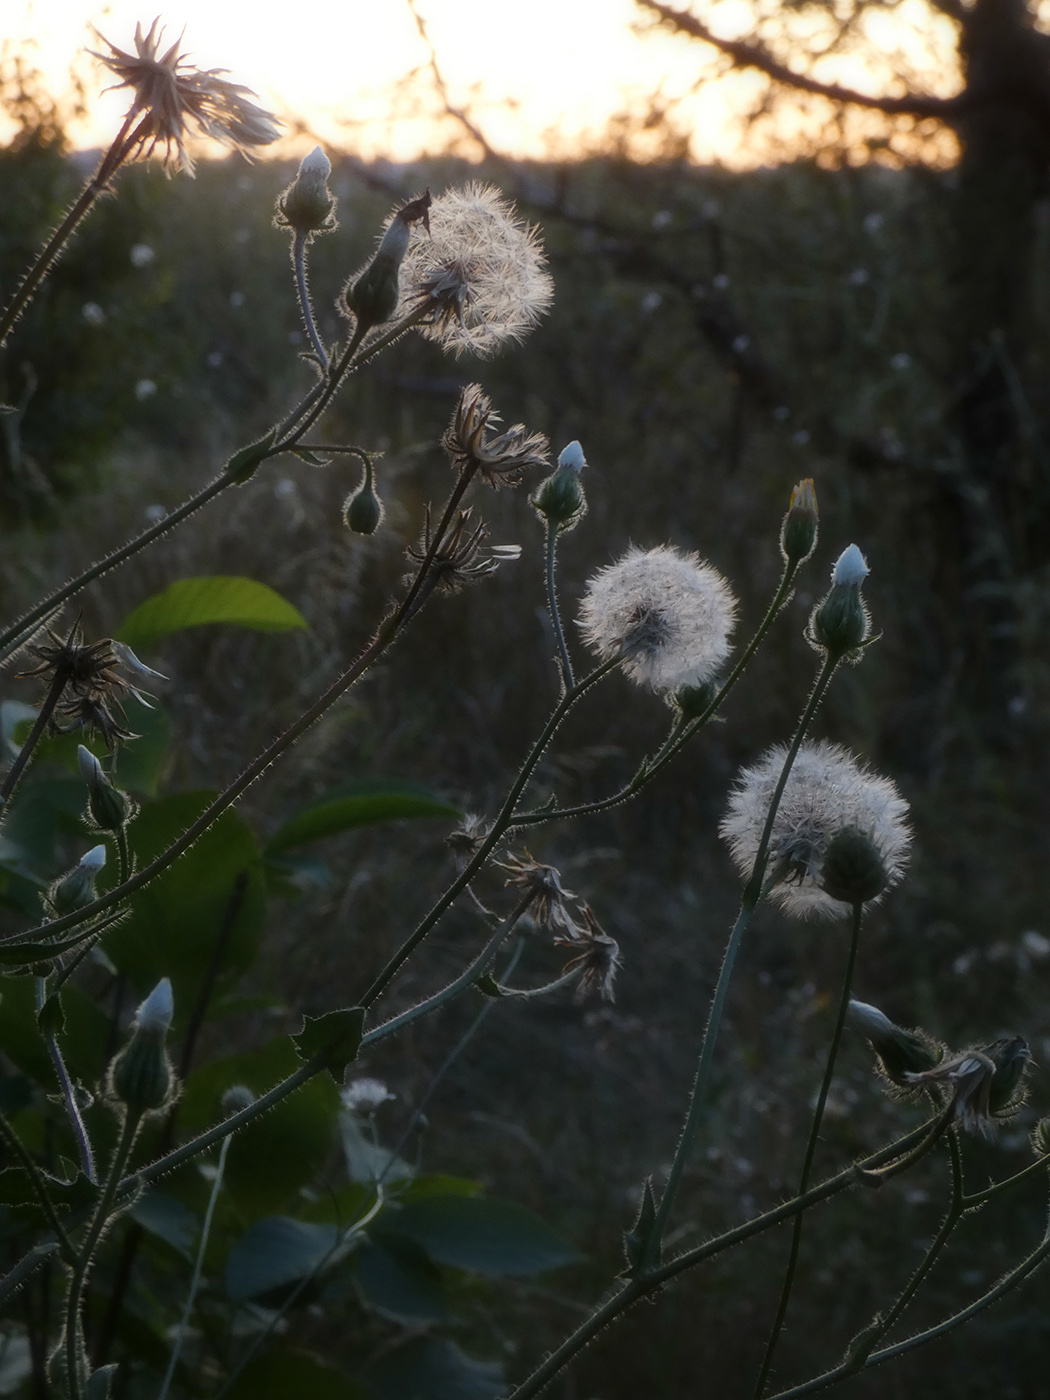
0;19;1046;1400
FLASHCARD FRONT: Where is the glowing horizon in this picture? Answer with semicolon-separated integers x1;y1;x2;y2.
4;0;962;169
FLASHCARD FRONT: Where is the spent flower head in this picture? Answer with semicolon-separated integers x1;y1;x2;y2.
406;508;520;606
446;813;489;873
400;183;554;358
555;905;622;1003
443;384;550;489
720;739;911;919
499;852;580;936
905;1037;1032;1139
91;19;280;174
578;545;736;693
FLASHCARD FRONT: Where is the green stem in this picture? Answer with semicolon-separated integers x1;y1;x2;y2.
545;522;574;692
0;1110;76;1266
64;1109;140;1400
0;668;66;809
644;649;841;1267
512;558;800;828
157;1135;232;1400
357;657;619;1008
506;1117;938;1400
753;900;864;1397
37;975;96;1185
0;1244;60;1309
292;230;328;367
115;828;131;888
963;1149;1050;1208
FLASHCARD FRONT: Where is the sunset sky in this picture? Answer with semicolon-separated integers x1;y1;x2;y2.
5;0;962;167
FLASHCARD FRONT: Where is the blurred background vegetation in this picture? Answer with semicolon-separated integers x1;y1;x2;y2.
2;18;1050;1395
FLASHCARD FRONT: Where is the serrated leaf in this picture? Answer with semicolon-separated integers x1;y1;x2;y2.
117;576;307;651
265;781;461;856
224;427;277;483
292;1007;365;1082
378;1195;579;1277
224;1216;340;1303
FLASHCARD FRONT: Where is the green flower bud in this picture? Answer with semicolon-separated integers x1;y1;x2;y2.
343;458;384;534
819;827;887;905
987;1036;1031;1115
1030;1117;1050;1157
809;544;870;657
78;745;131;832
49;845;106;916
345;191;431;332
109;979;175;1114
848;1000;943;1087
532;440;586;530
780;478;818;565
275;145;336;237
673;678;718;719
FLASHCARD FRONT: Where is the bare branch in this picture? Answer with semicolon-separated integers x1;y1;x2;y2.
636;0;966;119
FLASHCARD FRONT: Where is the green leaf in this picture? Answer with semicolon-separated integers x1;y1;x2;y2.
85;1365;118;1400
37;993;64;1037
379;1195;580;1277
129;1189;199;1260
354;1237;446;1323
265;781;461;856
621;1175;659;1279
290;447;329;467
117;576;307;651
224;427;278;484
339;1113;412;1186
224;1216;340;1303
364;1338;504;1400
224;1351;368;1400
105;792;267;1017
0;977;109;1090
179;1038;339;1221
292;1007;365;1082
0;1167;99;1229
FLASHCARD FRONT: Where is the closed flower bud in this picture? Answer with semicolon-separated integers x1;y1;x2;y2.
345;191;431;332
780;478;818;564
343;458;384;534
809;543;871;658
532;439;587;530
673;678;718;719
222;1084;256;1113
49;845;106;916
276;144;336;237
1031;1117;1050;1157
819;826;888;905
848;999;943;1086
108;978;175;1113
78;744;131;831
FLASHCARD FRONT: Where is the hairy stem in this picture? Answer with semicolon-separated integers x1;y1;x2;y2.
753;900;863;1397
0;668;66;809
37;976;96;1185
544;522;574;692
292;230;328;368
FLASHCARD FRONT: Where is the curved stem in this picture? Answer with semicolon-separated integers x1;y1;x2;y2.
963;1150;1050;1209
0;1109;76;1266
753;900;863;1397
644;650;840;1267
115;828;131;888
37;975;96;1185
544;522;574;692
292;231;328;368
0;668;66;809
357;657;619;1008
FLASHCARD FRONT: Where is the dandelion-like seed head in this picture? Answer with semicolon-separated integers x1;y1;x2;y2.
400;183;554;358
92;19;281;175
578;545;737;693
720;739;911;919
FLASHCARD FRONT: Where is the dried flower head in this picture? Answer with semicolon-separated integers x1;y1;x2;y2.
400;183;554;358
19;621;165;748
499;852;580;936
341;1077;395;1114
443;384;550;489
905;1037;1032;1138
720;740;911;919
446;813;488;872
91;19;281;174
578;545;737;693
555;905;622;1003
406;508;520;607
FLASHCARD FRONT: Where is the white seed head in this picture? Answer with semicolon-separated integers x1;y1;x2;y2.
136;977;174;1035
832;543;869;587
77;745;105;789
558;440;586;472
299;144;331;179
578;545;736;693
400;182;554;358
80;844;107;873
341;1077;394;1113
720;739;911;919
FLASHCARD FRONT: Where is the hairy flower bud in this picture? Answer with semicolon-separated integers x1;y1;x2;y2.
78;744;131;831
780;478;818;565
672;678;718;719
848;1000;943;1086
49;845;106;916
533;440;587;530
108;978;175;1114
345;191;431;333
820;826;888;905
809;544;871;657
343;479;384;535
276;144;337;236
